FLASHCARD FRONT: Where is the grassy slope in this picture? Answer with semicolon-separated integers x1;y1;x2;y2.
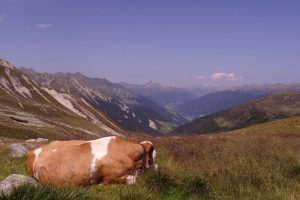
1;116;300;199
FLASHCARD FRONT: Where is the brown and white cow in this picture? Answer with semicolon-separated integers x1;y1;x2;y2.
26;136;158;186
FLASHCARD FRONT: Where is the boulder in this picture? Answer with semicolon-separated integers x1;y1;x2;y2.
26;138;48;143
25;139;36;143
0;174;38;196
35;138;48;143
8;143;28;158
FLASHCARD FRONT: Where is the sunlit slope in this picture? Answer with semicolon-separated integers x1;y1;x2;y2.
0;59;125;140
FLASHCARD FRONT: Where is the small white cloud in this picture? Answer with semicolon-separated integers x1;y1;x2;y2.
195;75;206;80
211;72;227;80
226;73;238;81
0;13;7;22
211;72;242;81
35;23;52;30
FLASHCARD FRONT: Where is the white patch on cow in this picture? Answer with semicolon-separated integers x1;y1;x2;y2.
33;148;42;180
126;175;137;185
140;141;153;145
152;149;156;160
152;150;158;171
89;136;115;178
52;149;57;152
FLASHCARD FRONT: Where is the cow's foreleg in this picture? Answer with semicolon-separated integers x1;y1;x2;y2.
125;174;137;185
103;173;137;185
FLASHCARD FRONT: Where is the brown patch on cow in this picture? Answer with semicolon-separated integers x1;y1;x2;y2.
98;137;145;184
26;150;36;175
32;140;94;186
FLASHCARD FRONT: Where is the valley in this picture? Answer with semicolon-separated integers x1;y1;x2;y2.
0;58;299;199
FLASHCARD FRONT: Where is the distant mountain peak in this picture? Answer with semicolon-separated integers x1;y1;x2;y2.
0;59;14;69
75;71;84;76
144;81;164;89
18;66;37;74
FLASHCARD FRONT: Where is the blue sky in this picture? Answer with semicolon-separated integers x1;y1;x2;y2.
0;0;299;87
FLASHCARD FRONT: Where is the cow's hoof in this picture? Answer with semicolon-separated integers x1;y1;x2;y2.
126;175;136;185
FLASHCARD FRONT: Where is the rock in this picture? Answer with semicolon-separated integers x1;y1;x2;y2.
25;139;36;143
26;138;48;143
8;143;28;158
36;138;48;143
0;174;38;196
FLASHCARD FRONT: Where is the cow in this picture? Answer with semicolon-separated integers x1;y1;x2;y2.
26;136;158;186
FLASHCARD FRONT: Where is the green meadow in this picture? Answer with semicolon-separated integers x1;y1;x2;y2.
1;116;300;200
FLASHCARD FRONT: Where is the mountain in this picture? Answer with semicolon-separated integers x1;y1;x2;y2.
0;59;125;140
121;81;196;109
234;83;300;93
20;68;184;134
185;85;226;98
175;83;300;121
173;92;300;134
175;90;268;121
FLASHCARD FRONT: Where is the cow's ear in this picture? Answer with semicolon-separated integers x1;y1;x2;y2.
140;141;153;152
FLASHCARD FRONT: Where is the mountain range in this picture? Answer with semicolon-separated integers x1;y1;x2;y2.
1;58;299;138
121;81;196;109
173;92;300;134
19;66;186;134
175;84;300;121
0;59;126;140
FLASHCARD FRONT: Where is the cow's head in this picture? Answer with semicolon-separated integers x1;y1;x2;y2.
140;141;158;171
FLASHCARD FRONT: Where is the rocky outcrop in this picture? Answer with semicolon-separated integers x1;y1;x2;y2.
0;174;37;196
0;59;14;69
26;138;48;143
8;143;28;158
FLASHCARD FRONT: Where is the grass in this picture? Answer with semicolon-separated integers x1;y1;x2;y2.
0;185;89;200
0;147;28;181
1;117;300;199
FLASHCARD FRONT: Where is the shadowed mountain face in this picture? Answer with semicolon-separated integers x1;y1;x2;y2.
175;84;300;121
175;90;269;120
20;68;185;134
173;92;300;135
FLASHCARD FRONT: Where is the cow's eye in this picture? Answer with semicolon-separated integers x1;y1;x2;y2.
135;154;144;162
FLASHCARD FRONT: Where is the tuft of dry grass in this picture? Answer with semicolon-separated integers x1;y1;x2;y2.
153;126;300;199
